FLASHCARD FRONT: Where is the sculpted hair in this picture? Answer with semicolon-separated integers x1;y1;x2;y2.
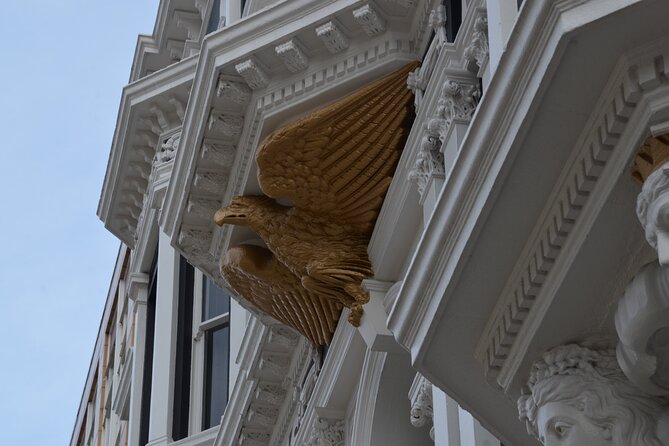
518;344;667;446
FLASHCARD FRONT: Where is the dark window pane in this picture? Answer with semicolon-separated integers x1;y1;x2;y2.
206;0;221;34
203;277;230;321
203;325;230;429
173;257;194;441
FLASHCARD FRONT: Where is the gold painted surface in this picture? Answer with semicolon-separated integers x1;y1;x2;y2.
632;134;669;184
215;62;417;344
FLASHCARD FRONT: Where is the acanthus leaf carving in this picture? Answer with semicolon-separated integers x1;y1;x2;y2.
275;39;309;73
352;4;386;37
235;58;269;90
315;21;349;54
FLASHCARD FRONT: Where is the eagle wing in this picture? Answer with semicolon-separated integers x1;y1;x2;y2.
256;62;416;234
222;244;342;345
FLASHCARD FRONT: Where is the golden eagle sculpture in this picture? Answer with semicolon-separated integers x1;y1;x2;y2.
215;63;416;345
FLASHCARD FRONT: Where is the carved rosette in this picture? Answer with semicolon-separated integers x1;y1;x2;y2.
464;13;489;73
409;376;434;440
155;132;180;165
307;418;345;446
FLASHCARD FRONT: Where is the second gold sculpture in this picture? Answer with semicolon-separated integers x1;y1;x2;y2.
215;62;416;345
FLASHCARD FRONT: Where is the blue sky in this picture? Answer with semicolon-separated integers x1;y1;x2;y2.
0;2;159;444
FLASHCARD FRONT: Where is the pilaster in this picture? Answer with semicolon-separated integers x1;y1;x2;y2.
147;232;180;445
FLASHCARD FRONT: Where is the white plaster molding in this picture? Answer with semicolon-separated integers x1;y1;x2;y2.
409;373;434;440
174;10;202;41
315;21;349;54
126;272;150;302
616;261;669;395
193;171;228;195
474;45;657;388
275;39;309;73
408;125;444;198
436;77;481;129
208;111;244;138
235;58;269;90
307;418;345;446
349;350;387;445
200;141;237;167
352;4;386;37
217;76;252;105
155;132;180;165
637;162;669;265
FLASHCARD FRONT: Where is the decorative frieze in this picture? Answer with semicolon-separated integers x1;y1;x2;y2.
464;12;489;73
315;22;349;54
307;418;345;446
353;4;386;37
217;76;252;105
275;39;309;73
208;111;244;138
235;58;269;90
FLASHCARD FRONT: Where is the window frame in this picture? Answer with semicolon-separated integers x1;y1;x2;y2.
188;269;231;434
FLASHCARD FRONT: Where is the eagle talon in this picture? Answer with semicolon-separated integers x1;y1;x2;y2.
348;303;364;327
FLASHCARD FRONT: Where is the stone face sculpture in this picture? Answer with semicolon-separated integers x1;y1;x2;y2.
215;63;416;345
518;343;669;446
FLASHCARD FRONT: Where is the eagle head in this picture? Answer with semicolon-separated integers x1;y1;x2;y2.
214;195;275;227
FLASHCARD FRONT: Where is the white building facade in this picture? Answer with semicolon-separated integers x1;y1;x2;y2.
72;0;669;445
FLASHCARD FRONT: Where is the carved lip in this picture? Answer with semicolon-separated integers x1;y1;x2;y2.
214;208;247;225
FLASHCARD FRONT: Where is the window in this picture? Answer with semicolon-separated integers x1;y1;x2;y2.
173;257;195;441
139;249;158;446
189;271;231;432
201;276;230;430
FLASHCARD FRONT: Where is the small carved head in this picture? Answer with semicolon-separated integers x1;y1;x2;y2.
518;343;667;446
214;195;276;227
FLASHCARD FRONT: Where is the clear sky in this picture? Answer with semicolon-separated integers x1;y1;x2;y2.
0;1;159;444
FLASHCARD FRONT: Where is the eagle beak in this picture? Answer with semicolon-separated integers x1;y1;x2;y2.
214;207;247;226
